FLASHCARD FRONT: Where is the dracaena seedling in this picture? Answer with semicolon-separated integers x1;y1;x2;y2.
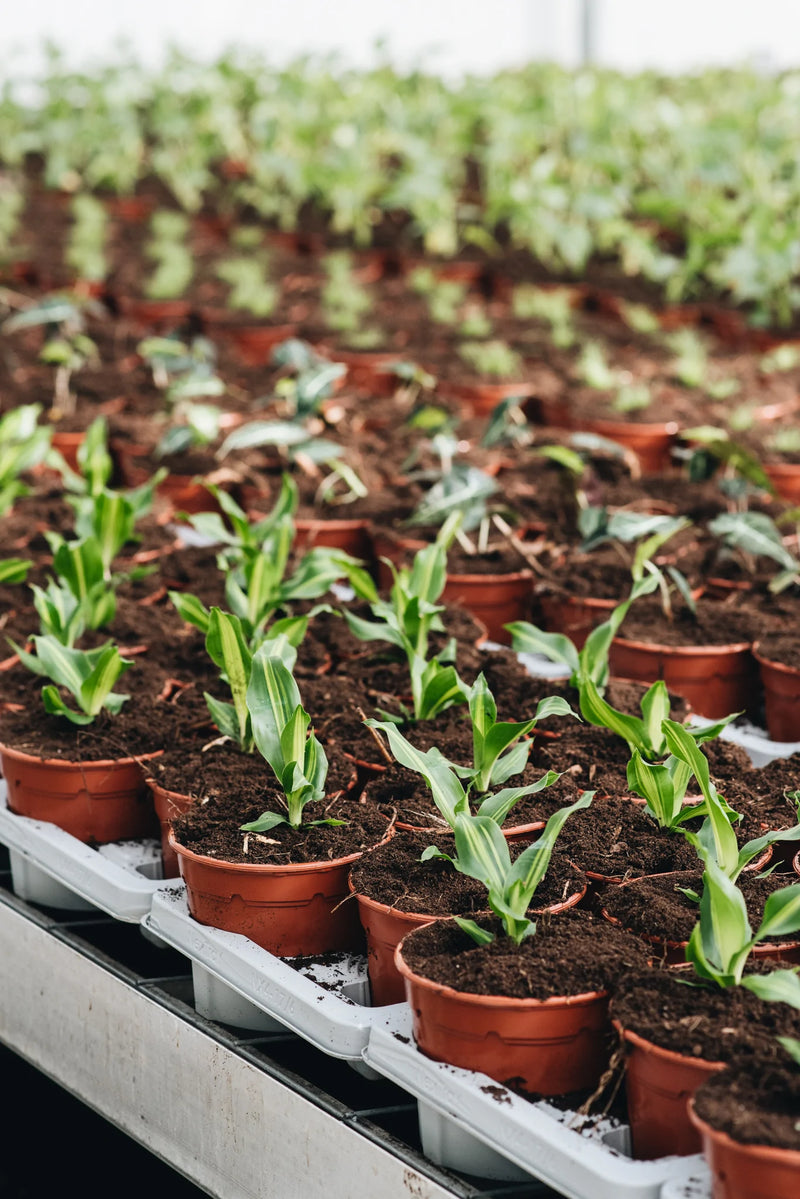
441;793;594;946
182;473;299;561
681;842;800;1010
508;570;661;693
665;720;800;876
55;416;165;522
709;510;800;594
344;513;467;722
365;708;566;831
13;636;131;726
171;508;375;651
240;645;334;833
579;673;737;765
0;404;53;515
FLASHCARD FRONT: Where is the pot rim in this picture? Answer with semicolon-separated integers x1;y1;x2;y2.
752;641;800;677
614;1021;725;1069
294;515;372;532
394;923;607;1010
612;635;753;656
0;741;163;771
688;1097;800;1164
168;809;394;876
575;415;680;437
351;877;587;923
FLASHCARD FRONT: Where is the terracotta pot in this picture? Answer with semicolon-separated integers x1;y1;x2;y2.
609;637;756;720
690;1100;800;1197
105;196;154;223
764;462;800;504
0;742;162;844
395;929;610;1094
618;1024;724;1159
571;416;679;474
50;430;85;473
371;528;532;644
222;322;298;365
118;297;192;329
753;644;800;742
600;859;800;967
148;779;195;879
169;820;392;957
328;348;400;396
539;592;617;650
437;378;537;419
294;516;374;561
357;882;585;1006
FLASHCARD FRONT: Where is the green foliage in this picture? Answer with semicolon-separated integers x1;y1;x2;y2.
344;515;467;721
448;793;594;945
12;635;131;725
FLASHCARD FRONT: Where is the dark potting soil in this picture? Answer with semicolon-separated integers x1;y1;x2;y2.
148;735;357;802
611;967;800;1063
723;754;800;829
693;1060;800;1151
399;909;649;1000
350;828;585;915
756;628;800;672
616;596;756;648
537;723;749;800
362;757;573;830
0;659;171;759
171;784;389;865
556;795;706;878
602;868;800;946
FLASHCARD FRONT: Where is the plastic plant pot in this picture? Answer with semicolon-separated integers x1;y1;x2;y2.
689;1099;800;1198
394;928;610;1095
764;462;800;504
437;378;538;419
753;644;800;742
609;637;756;720
356;881;587;1006
222;322;299;366
0;742;162;844
539;593;617;650
148;779;195;879
617;1024;724;1160
169;820;393;958
294;516;374;561
571;416;679;474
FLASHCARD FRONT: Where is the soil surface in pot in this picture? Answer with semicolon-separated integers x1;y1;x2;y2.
362;757;571;829
401;909;648;1000
612;967;800;1063
555;791;763;879
350;829;585;915
0;661;170;759
537;725;750;804
694;1060;800;1150
171;785;388;865
603;869;800;945
148;737;356;804
756;627;800;672
724;754;800;829
616;596;756;647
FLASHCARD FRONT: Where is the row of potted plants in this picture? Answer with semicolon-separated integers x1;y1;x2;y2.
1;438;799;1193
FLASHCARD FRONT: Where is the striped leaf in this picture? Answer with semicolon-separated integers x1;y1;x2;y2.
755;882;800;943
697;855;752;976
476;770;560;825
247;646;303;779
79;644;130;715
0;558;31;584
452;813;510;893
664;719;739;875
506;621;579;676
169;590;211;635
627;751;680;828
206;609;253;749
506;791;594;916
742;971;800;1011
90;491;136;572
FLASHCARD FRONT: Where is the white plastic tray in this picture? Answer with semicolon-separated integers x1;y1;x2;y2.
659;1170;711;1198
0;783;164;920
364;1007;705;1198
144;884;403;1059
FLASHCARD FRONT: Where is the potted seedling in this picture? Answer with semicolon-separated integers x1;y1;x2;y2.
167;636;392;955
0;634;161;842
392;791;654;1095
351;677;575;1003
613;732;800;1158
